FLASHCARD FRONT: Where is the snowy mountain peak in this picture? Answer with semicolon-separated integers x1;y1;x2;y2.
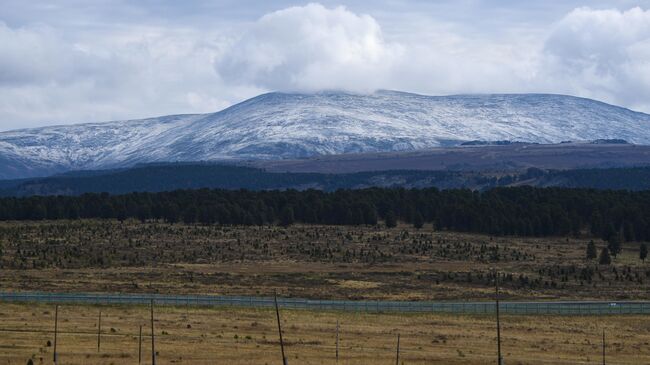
1;90;650;179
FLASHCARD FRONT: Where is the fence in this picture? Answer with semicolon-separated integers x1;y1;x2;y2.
1;292;649;315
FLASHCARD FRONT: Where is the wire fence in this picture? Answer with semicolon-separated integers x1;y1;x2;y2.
2;291;650;315
2;293;650;365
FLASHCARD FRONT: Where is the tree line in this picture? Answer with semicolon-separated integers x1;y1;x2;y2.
1;187;650;241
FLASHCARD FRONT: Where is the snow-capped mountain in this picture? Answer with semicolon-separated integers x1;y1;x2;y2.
2;90;650;179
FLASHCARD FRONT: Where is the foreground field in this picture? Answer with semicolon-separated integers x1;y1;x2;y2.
0;221;649;301
1;302;649;365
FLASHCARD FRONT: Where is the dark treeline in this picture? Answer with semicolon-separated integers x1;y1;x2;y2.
1;187;650;241
5;164;650;197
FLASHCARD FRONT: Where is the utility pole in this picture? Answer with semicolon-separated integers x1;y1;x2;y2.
53;305;59;365
150;299;156;365
97;310;102;352
395;333;400;365
495;272;503;365
274;291;288;365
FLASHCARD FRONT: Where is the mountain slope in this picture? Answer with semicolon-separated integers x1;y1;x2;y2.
2;90;650;179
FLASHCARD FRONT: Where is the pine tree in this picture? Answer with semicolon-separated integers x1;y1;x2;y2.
640;243;648;262
385;211;397;228
599;247;612;265
586;240;597;260
607;234;622;258
413;212;424;229
182;206;198;224
280;206;295;227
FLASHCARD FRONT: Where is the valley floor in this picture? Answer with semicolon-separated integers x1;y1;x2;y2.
1;302;649;365
0;221;648;301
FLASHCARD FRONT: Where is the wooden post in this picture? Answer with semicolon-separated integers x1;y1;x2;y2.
97;310;102;352
150;299;156;365
602;329;606;365
395;333;400;365
138;325;143;365
335;319;339;364
274;292;288;365
495;272;502;365
53;305;59;365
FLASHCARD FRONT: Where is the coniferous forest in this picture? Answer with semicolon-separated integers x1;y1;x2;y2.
0;186;649;241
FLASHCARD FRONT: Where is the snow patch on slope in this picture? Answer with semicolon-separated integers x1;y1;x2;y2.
1;90;649;179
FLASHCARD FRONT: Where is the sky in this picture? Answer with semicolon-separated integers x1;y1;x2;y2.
0;0;649;131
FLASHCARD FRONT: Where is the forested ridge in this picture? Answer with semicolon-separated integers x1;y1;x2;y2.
4;164;650;197
1;187;649;241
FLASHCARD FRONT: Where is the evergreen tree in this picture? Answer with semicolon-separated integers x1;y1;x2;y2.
136;205;151;223
2;186;650;239
413;212;424;229
607;234;622;258
586;240;597;260
364;206;378;226
385;211;397;228
182;206;198;224
589;211;603;237
623;222;635;242
599;247;612;265
640;243;648;262
280;206;295;227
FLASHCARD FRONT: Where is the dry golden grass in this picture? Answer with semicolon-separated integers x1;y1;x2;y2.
1;302;649;365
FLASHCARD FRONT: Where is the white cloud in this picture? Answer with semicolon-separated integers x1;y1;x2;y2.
540;7;650;112
215;3;400;92
1;2;650;131
0;22;242;130
213;3;544;97
215;4;650;114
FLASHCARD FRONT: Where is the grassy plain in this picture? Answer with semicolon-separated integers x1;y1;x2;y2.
1;302;650;365
0;220;648;300
1;220;650;364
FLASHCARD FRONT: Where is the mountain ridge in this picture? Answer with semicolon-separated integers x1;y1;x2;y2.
2;90;650;179
5;162;650;197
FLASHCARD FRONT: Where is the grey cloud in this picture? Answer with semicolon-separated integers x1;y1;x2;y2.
541;7;650;111
0;1;649;131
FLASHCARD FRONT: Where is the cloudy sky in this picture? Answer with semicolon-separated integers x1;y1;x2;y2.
1;0;649;131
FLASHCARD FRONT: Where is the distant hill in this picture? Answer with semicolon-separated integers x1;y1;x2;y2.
3;163;650;197
2;90;650;179
251;142;650;173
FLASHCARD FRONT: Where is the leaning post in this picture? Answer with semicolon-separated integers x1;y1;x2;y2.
274;291;288;365
395;333;400;365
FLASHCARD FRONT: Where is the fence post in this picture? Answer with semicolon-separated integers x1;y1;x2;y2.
395;333;400;365
336;319;339;364
97;310;102;352
151;299;156;365
602;329;606;365
495;272;503;365
138;325;143;365
274;292;288;365
53;305;59;365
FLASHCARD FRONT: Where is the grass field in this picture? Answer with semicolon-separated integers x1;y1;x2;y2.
0;220;649;301
2;220;650;364
1;302;649;365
